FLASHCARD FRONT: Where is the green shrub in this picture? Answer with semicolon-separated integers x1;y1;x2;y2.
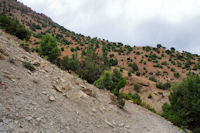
171;68;176;72
70;47;75;52
35;47;39;53
174;72;180;78
39;34;61;62
163;70;168;75
143;46;151;52
31;48;35;52
20;42;30;52
79;44;108;83
60;55;80;72
120;93;142;105
153;63;163;68
148;53;158;60
156;71;160;76
161;61;168;66
128;71;132;77
171;60;176;65
23;61;35;72
94;69;126;92
134;83;141;92
170;47;175;52
166;49;171;54
162;74;200;132
109;54;114;58
94;70;113;90
153;60;158;63
136;71;140;76
61;47;64;51
156;82;171;90
109;58;118;66
120;66;124;72
193;63;200;70
157;44;162;48
148;94;152;99
136;51;140;55
129;62;138;71
149;77;157;82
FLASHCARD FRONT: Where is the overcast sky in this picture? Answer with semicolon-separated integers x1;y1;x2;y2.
18;0;200;54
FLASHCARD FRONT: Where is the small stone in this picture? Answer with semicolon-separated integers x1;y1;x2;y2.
79;91;88;98
80;85;86;88
125;125;130;129
31;101;37;105
62;84;71;91
105;120;114;128
53;85;62;92
36;117;42;121
60;78;65;82
41;91;47;95
118;123;125;127
92;108;97;113
49;95;55;101
15;113;19;117
81;88;93;97
3;71;15;81
63;93;68;98
25;116;32;121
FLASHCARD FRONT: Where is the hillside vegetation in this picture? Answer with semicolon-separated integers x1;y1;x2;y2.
0;0;200;132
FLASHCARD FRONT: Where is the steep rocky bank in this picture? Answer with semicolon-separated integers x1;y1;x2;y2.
0;30;182;133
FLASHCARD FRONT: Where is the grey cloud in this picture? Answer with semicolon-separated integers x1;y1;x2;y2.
131;17;200;54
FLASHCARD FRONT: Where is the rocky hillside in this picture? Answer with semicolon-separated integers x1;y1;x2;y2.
0;30;185;133
0;0;200;112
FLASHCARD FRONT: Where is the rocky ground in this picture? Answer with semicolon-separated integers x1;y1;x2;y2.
0;30;183;133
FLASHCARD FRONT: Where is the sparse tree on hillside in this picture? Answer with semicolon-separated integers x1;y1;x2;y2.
157;44;162;48
79;44;108;83
39;34;61;62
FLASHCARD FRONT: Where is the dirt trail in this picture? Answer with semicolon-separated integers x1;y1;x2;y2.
0;30;182;133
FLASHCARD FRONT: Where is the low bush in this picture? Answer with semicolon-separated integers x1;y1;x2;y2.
136;71;140;76
148;94;152;99
149;77;157;82
174;72;180;78
134;83;141;92
129;62;138;71
156;82;171;90
153;63;163;68
171;68;176;72
161;61;168;65
20;42;30;52
128;71;132;77
120;93;142;105
23;61;35;72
